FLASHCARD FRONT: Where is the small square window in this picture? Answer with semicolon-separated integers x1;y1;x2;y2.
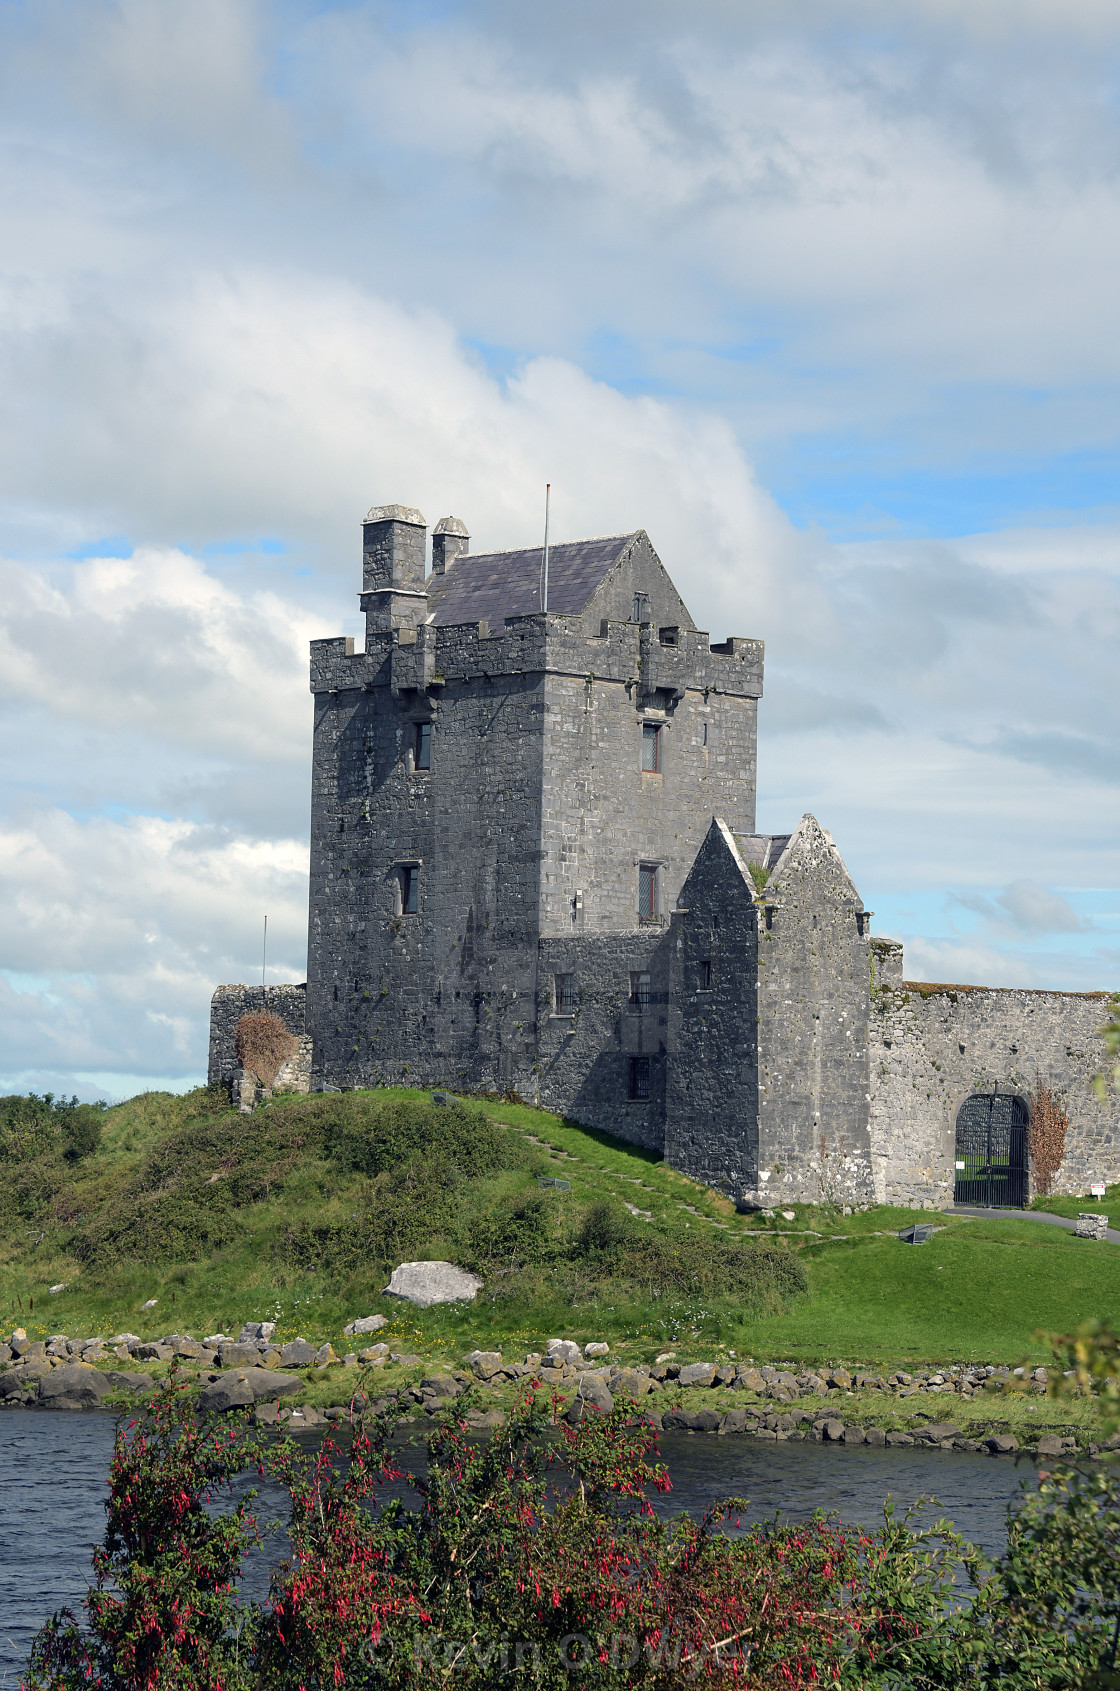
641;722;661;773
628;1056;651;1101
414;722;432;770
630;970;651;1012
554;973;576;1014
638;864;658;921
399;865;419;914
698;959;713;991
658;626;678;646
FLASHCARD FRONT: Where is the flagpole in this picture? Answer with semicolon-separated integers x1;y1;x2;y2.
539;484;551;613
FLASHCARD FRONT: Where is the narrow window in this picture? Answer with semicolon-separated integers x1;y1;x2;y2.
630;970;651;1012
632;591;650;623
414;722;432;770
554;973;575;1014
628;1056;651;1101
638;863;658;921
399;865;419;914
641;722;661;772
698;959;713;992
702;722;708;747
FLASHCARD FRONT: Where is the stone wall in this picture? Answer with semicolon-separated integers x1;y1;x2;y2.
665;821;761;1193
755;817;875;1208
869;979;1119;1207
208;984;310;1095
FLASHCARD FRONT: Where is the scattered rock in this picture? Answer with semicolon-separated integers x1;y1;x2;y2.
840;1425;866;1445
822;1419;846;1442
780;1210;796;1222
468;1408;506;1429
383;1261;482;1308
141;1299;158;1309
915;1422;961;1444
39;1365;111;1407
1035;1434;1076;1457
885;1430;914;1447
279;1339;318;1369
238;1322;277;1343
575;1374;614;1413
216;1343;264;1369
49;1283;68;1295
584;1342;610;1357
611;1368;652;1399
420;1374;461;1398
198;1368;300;1413
546;1339;583;1365
358;1344;389;1364
102;1372;155;1393
677;1363;717;1388
717;1410;754;1435
863;1427;887;1447
344;1315;389;1337
466;1350;504;1380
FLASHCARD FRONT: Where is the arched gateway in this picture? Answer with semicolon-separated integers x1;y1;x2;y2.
954;1091;1029;1208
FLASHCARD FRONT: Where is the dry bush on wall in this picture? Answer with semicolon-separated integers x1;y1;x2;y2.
236;1012;298;1089
1029;1077;1069;1198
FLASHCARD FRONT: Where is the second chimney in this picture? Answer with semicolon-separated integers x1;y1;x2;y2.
431;515;470;576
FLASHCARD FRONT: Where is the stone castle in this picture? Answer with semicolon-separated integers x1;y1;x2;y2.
209;506;1120;1210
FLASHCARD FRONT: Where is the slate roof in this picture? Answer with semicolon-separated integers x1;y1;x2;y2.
425;534;637;628
734;834;793;872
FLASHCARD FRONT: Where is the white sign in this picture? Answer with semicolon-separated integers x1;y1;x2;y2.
1091;1183;1106;1197
955;1161;966;1170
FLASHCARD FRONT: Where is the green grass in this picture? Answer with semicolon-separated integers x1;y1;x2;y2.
738;1219;1120;1365
1;1086;1118;1373
1031;1184;1119;1231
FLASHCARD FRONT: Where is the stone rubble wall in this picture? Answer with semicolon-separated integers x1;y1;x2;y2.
868;982;1119;1207
208;984;310;1096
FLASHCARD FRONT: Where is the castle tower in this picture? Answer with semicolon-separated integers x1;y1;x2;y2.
304;508;764;1138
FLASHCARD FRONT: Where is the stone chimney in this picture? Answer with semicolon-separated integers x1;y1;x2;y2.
431;515;470;576
361;504;427;636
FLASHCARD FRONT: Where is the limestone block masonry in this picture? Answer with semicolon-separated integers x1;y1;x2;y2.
869;982;1117;1207
208;503;1120;1210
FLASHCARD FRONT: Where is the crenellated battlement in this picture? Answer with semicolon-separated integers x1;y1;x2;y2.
310;613;764;699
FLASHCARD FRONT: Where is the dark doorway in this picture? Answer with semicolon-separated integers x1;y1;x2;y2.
954;1093;1029;1208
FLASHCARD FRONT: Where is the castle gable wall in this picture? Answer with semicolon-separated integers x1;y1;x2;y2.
755;816;875;1207
664;820;761;1192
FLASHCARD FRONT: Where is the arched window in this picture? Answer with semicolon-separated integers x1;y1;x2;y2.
954;1092;1029;1208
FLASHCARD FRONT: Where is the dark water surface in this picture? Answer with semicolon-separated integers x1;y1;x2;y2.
0;1411;1041;1685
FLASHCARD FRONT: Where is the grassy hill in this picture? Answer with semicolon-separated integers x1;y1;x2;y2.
1;1085;1118;1368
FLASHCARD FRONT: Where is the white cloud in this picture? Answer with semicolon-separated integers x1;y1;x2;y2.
0;0;1118;1097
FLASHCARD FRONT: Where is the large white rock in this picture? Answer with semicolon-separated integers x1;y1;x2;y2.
546;1338;582;1365
383;1261;483;1308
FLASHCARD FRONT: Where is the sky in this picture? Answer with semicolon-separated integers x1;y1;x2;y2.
1;0;1119;1101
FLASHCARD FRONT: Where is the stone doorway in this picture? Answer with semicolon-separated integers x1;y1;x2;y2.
953;1091;1029;1208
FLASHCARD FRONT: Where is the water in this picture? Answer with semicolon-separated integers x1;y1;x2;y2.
0;1412;1041;1685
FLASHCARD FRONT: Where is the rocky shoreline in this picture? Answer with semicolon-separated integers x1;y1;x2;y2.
3;1326;1116;1459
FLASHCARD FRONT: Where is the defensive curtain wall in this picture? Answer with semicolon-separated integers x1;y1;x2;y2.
867;947;1117;1208
208;502;1120;1212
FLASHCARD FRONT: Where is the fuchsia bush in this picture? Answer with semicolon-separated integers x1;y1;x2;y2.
22;1373;1120;1689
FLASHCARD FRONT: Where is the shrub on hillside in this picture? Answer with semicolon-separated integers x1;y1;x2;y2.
235;1011;298;1087
0;1093;105;1164
321;1095;529;1179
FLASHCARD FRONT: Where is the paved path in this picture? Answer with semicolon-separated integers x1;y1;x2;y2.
949;1205;1120;1245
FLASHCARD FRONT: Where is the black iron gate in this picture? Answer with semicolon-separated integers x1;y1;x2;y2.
954;1092;1029;1208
